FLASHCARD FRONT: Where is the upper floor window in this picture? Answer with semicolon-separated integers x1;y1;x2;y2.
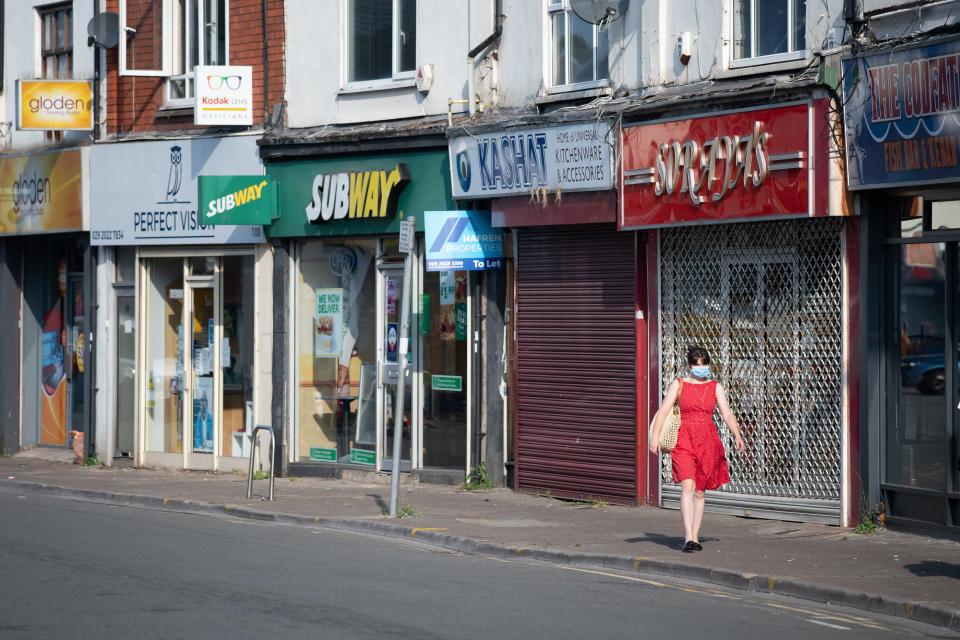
548;1;609;88
119;0;228;106
733;0;805;61
347;0;416;84
40;3;72;79
167;0;228;105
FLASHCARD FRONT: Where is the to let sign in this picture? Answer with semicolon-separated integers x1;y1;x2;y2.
620;104;816;229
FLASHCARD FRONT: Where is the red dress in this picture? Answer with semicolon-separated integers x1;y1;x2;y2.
670;379;731;491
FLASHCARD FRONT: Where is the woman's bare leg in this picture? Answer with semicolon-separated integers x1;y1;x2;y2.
679;479;696;542
691;489;706;542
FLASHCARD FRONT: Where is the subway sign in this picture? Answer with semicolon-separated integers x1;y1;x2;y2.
199;175;277;225
305;164;410;223
843;38;960;189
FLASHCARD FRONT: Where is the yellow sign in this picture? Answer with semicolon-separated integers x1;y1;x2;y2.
0;150;84;235
18;80;93;131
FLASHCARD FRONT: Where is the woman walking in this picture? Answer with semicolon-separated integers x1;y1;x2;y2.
649;346;746;552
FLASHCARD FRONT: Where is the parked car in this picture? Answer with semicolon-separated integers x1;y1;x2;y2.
901;353;948;394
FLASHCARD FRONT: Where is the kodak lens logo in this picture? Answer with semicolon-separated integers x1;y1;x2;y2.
305;163;410;223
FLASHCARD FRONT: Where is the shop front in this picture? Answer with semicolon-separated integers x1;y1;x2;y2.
0;149;91;456
265;150;474;479
90;136;267;470
622;98;857;524
447;118;638;503
844;36;960;530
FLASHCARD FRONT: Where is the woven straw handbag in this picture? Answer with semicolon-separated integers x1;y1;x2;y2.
652;379;683;453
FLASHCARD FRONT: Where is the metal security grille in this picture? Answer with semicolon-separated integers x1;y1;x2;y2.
659;218;844;517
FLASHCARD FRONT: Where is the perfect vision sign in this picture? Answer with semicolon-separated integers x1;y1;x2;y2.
447;120;614;199
90;136;265;245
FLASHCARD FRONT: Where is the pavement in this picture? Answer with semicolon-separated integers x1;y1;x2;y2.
3;450;960;633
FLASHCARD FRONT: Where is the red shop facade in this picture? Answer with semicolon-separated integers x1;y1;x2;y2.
621;97;860;525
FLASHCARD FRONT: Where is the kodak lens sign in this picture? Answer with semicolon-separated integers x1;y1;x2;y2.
199;175;277;225
18;80;93;130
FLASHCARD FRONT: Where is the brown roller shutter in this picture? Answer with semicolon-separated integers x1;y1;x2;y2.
515;225;637;504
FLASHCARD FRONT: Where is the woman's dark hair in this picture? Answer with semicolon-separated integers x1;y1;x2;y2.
687;345;711;366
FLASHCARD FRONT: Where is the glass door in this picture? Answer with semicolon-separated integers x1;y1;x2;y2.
421;270;468;471
379;265;412;471
115;289;136;458
65;274;85;436
185;277;218;470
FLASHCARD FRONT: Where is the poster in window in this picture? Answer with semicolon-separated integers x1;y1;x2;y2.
315;288;343;357
192;376;214;453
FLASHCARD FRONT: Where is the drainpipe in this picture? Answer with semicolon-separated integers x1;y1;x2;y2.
846;0;867;39
262;0;270;125
467;0;503;117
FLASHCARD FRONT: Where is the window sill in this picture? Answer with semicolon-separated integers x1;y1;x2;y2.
155;106;194;119
728;50;807;70
715;55;812;80
536;83;612;105
338;78;417;95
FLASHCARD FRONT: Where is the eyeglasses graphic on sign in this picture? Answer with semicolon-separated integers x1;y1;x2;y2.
207;75;242;90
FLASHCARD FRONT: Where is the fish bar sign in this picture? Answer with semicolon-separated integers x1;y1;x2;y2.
620;104;817;229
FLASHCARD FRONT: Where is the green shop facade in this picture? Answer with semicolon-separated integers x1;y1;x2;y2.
265;148;484;481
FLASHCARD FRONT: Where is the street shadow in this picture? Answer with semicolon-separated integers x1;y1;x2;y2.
367;493;388;513
623;532;716;549
904;561;960;579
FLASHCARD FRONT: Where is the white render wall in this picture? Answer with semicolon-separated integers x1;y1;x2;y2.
284;1;848;127
1;1;98;153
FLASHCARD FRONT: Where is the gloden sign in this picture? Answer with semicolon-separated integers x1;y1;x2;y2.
18;80;93;130
620;104;817;229
843;38;960;189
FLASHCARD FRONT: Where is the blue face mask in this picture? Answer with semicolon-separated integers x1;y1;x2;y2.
690;365;711;378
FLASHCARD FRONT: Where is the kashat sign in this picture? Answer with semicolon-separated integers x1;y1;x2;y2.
620;103;829;229
448;121;614;198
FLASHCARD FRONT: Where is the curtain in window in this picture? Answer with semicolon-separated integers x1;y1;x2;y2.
350;0;392;81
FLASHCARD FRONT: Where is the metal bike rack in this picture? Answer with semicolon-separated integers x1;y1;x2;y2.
246;425;275;501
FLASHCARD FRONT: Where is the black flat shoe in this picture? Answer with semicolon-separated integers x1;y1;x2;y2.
682;540;698;552
689;541;703;551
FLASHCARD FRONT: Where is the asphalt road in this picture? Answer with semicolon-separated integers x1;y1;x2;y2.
0;488;953;639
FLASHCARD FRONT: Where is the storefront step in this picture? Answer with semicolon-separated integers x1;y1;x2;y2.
287;463;465;487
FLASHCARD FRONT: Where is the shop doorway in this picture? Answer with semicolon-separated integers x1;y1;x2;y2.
114;287;136;458
379;264;412;471
65;274;86;436
140;254;254;470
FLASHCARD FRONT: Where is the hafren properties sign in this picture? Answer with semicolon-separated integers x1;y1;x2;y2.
199;175;277;225
17;80;93;130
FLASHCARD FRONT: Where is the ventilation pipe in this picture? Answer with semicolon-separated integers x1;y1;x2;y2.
467;0;503;116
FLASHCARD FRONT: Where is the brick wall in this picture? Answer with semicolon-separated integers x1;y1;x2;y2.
104;0;285;135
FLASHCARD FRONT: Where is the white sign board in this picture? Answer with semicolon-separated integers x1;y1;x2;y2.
195;65;253;126
90;136;265;245
399;216;415;253
448;120;614;199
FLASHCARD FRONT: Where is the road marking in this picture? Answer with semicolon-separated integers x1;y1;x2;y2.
763;602;896;632
633;556;678;569
807;618;851;631
559;566;736;598
410;528;448;537
561;566;908;635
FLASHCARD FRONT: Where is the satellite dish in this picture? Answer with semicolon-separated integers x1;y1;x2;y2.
87;12;119;49
570;0;628;30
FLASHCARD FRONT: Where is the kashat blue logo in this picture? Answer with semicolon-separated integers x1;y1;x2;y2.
456;150;471;192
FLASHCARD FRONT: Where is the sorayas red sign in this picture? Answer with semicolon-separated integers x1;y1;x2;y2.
620;103;818;229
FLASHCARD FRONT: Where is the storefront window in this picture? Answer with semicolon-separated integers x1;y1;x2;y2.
421;270;467;468
888;242;947;490
296;240;377;463
144;258;185;453
221;256;255;457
